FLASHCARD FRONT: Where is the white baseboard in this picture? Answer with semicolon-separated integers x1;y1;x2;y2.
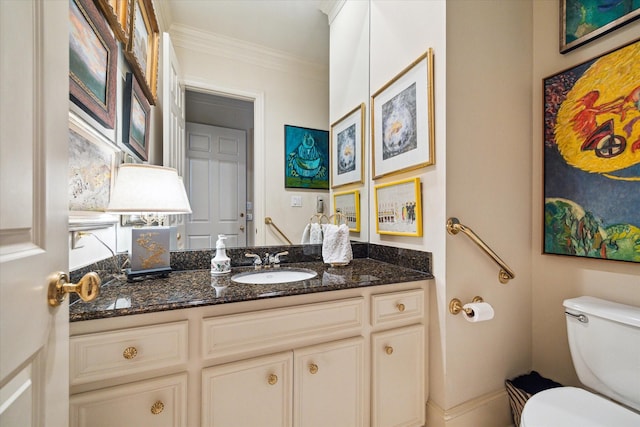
426;388;515;427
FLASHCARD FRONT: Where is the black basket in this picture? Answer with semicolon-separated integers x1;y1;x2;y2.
505;371;562;426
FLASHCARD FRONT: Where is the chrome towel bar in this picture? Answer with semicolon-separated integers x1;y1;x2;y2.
446;217;515;284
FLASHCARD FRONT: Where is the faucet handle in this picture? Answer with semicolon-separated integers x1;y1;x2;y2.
272;251;289;264
245;253;262;267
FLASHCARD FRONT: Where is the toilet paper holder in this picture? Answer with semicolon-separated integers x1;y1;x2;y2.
449;296;484;316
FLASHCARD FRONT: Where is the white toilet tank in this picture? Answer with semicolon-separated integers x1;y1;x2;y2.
564;296;640;412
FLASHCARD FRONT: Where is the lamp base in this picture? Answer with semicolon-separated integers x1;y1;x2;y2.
126;267;172;282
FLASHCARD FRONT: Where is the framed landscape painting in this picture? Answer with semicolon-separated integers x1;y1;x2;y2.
122;73;151;161
285;125;329;189
560;0;640;53
124;0;159;104
69;0;117;129
543;40;640;262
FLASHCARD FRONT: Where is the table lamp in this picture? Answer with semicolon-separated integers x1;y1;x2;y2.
107;164;192;280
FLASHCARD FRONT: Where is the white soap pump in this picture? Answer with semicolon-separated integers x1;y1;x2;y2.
211;234;231;275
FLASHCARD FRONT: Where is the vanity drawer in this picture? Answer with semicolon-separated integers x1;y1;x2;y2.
202;297;364;360
371;289;424;327
70;321;188;385
70;373;187;427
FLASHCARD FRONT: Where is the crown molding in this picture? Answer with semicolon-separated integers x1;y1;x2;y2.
168;23;328;83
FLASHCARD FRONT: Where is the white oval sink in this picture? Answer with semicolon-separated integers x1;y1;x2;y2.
231;268;317;284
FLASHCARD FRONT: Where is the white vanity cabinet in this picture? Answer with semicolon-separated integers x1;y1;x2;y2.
370;289;426;427
69;280;428;426
202;337;365;427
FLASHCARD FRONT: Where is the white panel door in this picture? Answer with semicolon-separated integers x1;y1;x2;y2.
185;123;247;248
0;1;70;426
162;32;187;247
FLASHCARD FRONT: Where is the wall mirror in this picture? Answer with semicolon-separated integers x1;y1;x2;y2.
157;0;370;249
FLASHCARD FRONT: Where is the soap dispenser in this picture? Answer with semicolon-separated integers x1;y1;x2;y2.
211;234;231;275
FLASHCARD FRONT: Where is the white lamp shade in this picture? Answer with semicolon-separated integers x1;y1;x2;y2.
106;164;192;214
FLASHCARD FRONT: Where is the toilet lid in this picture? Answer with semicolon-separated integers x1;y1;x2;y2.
521;387;640;427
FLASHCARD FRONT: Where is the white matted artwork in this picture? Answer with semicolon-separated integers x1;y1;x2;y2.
333;189;360;232
68;112;120;213
374;177;422;236
331;103;365;188
371;49;434;179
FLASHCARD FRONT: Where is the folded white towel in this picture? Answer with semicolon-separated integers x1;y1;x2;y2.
301;223;311;244
321;224;353;265
310;223;323;244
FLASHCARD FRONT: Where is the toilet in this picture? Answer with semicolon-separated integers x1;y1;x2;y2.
520;296;640;426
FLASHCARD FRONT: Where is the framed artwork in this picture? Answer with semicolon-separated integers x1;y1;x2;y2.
371;49;435;179
543;40;640;263
69;0;117;129
95;0;131;44
560;0;640;53
68;112;119;213
285;125;329;189
333;190;360;232
122;73;151;161
374;177;422;237
124;0;159;105
331;103;365;188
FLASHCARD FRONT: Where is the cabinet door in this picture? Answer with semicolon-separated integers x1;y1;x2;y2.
202;351;293;427
372;324;425;427
70;373;187;427
294;337;366;427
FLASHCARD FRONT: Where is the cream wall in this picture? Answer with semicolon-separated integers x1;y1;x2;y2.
333;0;534;425
329;0;370;241
167;24;329;246
531;1;640;387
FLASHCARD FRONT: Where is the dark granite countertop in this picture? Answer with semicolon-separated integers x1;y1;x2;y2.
69;258;433;322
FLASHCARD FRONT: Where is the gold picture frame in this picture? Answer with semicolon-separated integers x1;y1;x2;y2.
95;0;131;44
331;103;365;188
374;177;422;237
124;0;159;105
333;190;360;232
371;49;435;179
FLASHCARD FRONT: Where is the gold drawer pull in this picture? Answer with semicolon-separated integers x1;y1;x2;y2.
385;346;394;355
123;346;138;360
309;363;318;374
397;303;406;312
268;374;278;385
150;400;164;415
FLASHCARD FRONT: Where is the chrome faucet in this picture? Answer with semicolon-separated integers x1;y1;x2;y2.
245;253;262;269
260;251;289;268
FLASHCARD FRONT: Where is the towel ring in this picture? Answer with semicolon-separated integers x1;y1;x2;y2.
309;214;329;224
328;212;347;225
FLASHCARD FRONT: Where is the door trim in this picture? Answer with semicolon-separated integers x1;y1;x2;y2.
182;79;265;245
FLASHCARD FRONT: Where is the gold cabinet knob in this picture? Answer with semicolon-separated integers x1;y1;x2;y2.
385;346;394;355
150;401;164;415
123;346;138;360
268;374;278;385
47;271;100;307
309;363;318;374
397;303;406;312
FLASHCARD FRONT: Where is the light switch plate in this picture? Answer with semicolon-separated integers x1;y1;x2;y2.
291;195;302;207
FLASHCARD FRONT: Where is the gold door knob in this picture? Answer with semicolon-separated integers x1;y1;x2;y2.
397;303;406;312
385;346;394;355
309;363;318;374
268;374;278;385
150;401;164;415
123;346;138;360
47;271;100;307
240;225;245;232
